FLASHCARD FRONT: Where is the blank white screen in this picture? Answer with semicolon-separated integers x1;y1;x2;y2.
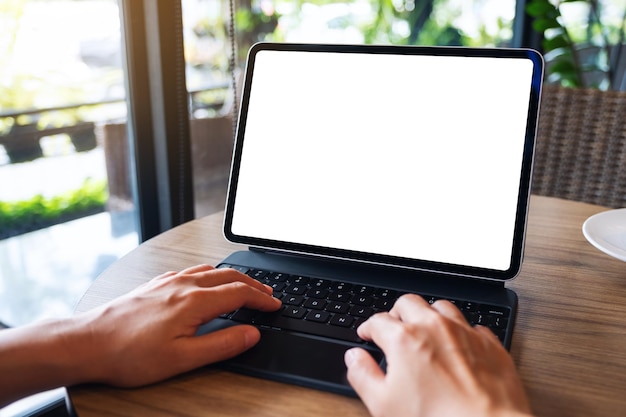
230;50;534;271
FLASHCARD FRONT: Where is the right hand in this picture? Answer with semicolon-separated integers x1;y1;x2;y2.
344;294;532;417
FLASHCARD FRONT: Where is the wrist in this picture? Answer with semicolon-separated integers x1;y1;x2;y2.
24;314;104;387
52;312;110;385
31;316;99;386
472;391;533;417
0;316;98;406
501;412;534;417
491;407;534;417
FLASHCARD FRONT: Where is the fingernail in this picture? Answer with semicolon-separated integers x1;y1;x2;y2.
344;348;358;367
244;327;261;348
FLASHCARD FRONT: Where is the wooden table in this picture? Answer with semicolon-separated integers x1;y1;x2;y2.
69;195;626;417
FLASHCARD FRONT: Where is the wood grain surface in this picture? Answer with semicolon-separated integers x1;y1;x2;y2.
69;195;626;417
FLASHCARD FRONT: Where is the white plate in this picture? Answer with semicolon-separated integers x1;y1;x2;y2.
582;208;626;262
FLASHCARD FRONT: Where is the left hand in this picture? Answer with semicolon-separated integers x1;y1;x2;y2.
68;264;281;387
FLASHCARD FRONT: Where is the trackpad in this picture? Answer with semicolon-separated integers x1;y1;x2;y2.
223;328;383;395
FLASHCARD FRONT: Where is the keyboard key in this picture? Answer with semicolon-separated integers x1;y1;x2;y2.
253;314;363;343
350;305;373;318
304;298;327;310
306;288;328;298
248;269;269;280
268;272;289;282
329;291;351;302
482;305;509;316
330;314;354;327
375;288;397;299
282;306;306;319
465;312;479;324
354;285;374;296
326;301;349;314
223;267;510;348
225;265;249;274
283;295;304;306
476;314;496;326
353;295;374;306
329;282;352;291
494;316;508;329
311;279;330;288
292;275;310;284
305;310;330;323
426;296;439;305
461;301;479;312
285;284;307;295
374;298;394;310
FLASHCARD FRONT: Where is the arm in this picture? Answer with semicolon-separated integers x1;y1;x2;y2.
0;265;281;407
345;294;533;417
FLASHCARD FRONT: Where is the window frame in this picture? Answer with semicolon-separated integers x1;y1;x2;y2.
119;0;195;242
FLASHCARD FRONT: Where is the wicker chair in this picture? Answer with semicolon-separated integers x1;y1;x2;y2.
531;85;626;208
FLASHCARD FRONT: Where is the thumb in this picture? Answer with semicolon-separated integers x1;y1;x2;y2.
179;324;261;370
344;347;386;401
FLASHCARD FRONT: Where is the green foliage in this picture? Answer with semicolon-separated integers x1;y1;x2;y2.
0;179;108;240
526;0;626;89
0;1;119;128
348;0;479;46
230;0;510;60
526;0;584;87
234;5;280;63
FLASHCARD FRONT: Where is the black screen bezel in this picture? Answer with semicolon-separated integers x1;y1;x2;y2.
223;42;544;282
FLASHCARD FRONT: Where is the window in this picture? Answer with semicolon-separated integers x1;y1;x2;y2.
0;0;138;327
6;0;621;327
272;0;517;46
181;0;521;220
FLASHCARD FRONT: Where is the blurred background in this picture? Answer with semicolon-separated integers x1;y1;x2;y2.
1;0;624;414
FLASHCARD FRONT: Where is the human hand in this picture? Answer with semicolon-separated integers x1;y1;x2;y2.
69;264;281;387
344;294;532;417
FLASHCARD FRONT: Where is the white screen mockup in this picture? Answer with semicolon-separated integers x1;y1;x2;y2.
230;49;535;272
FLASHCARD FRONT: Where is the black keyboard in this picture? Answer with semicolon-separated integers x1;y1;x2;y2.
219;264;510;345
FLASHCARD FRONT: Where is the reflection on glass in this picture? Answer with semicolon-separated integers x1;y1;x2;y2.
181;0;517;220
0;0;137;327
